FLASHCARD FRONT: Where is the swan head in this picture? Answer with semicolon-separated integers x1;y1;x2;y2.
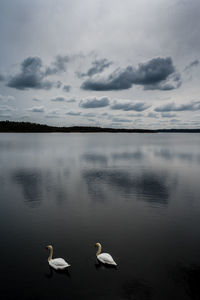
45;245;53;250
94;242;101;248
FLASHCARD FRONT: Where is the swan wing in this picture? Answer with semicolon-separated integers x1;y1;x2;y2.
97;253;117;265
49;258;70;270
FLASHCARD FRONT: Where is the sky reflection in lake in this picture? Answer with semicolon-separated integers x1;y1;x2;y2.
0;133;200;300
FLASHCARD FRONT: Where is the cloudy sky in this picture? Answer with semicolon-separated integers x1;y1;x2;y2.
0;0;200;129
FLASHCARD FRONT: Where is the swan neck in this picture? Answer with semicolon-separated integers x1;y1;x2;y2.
96;244;102;256
48;247;53;262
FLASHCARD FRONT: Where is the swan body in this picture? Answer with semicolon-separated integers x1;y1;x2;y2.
46;245;70;270
95;243;117;266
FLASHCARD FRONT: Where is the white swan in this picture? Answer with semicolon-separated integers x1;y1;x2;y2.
45;245;70;270
95;242;117;266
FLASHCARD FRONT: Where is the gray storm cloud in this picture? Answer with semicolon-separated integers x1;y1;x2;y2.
147;112;159;118
79;97;110;108
7;57;53;90
51;96;66;102
82;113;96;118
154;101;200;112
56;81;62;88
78;58;112;78
7;55;70;90
184;59;200;72
112;117;132;123
81;57;181;91
51;96;76;103
66;111;82;116
45;55;69;75
111;101;150;112
161;112;177;118
63;85;71;92
28;106;45;113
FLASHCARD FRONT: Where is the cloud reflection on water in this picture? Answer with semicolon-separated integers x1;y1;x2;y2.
81;153;108;166
12;169;43;206
83;169;170;205
112;151;144;161
154;148;200;164
12;168;70;207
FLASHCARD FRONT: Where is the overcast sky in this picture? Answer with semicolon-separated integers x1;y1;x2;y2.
0;0;200;129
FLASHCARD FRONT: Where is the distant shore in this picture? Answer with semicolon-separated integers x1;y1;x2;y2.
0;121;200;133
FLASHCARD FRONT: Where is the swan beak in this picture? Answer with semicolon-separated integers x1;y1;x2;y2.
45;246;48;250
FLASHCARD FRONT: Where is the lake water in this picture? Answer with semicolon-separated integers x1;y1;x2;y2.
1;133;200;300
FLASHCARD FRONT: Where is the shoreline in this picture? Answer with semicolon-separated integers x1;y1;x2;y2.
0;121;200;133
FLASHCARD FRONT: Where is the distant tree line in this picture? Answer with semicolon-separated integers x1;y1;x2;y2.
0;120;154;133
0;120;199;133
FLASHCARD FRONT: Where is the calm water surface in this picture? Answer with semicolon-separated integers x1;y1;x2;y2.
1;133;200;300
